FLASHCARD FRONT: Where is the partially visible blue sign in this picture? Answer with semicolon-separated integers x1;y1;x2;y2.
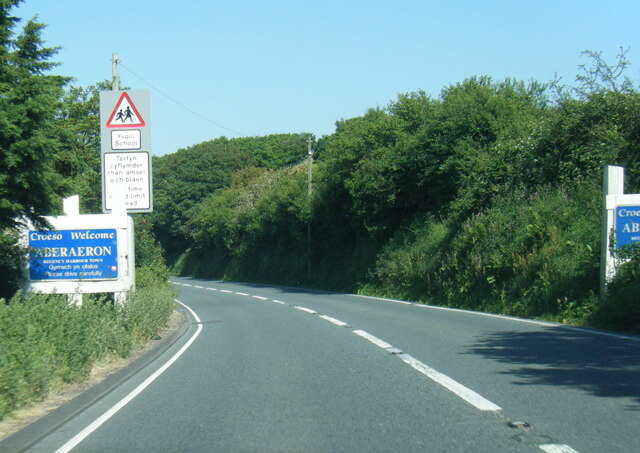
615;206;640;249
28;229;118;281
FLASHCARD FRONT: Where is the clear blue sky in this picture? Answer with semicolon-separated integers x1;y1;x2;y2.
15;0;640;156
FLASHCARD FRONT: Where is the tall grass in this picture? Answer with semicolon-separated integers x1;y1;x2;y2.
0;269;175;421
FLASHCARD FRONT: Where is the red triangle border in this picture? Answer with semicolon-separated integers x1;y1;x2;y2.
105;92;146;128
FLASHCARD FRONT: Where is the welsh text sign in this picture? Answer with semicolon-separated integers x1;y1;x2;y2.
615;206;640;249
28;229;118;281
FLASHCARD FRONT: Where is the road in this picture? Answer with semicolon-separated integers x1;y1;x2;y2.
15;277;640;452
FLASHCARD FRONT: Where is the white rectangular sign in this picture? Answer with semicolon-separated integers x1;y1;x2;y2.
100;90;152;213
111;130;141;150
22;211;135;295
103;152;152;211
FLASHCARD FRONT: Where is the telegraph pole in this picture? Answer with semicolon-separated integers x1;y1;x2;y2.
111;53;120;91
307;136;313;283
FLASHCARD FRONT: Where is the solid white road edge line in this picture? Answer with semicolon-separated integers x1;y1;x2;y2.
353;294;557;327
354;293;639;342
399;354;502;412
54;299;203;453
539;444;580;453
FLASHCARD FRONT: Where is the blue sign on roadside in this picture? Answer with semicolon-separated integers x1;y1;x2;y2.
615;206;640;249
28;229;118;281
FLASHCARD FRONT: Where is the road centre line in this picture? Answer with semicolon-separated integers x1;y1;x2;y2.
194;285;204;289
539;444;579;453
171;290;502;414
172;281;579;450
352;329;501;412
319;315;350;327
398;354;502;412
220;290;232;293
55;300;203;453
176;278;637;343
353;330;393;349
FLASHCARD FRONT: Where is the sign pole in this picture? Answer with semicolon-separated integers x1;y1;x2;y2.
112;53;120;91
601;166;623;293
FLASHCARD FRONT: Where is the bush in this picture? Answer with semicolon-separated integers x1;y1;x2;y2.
370;182;601;320
594;247;640;333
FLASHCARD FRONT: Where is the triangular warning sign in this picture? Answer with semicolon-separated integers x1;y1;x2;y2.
106;92;146;128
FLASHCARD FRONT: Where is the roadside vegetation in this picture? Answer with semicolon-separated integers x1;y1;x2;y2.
154;51;640;334
0;1;175;422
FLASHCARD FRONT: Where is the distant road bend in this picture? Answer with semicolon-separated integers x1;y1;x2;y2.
15;277;640;452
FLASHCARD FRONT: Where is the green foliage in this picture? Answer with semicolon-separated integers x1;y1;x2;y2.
0;229;21;299
152;133;310;261
371;184;601;319
595;246;640;333
134;215;169;284
53;81;112;213
156;49;640;333
178;164;312;285
0;1;69;230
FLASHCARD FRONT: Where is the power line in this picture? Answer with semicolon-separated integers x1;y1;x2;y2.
118;60;245;136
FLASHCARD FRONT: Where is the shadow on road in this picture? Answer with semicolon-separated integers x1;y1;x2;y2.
467;327;640;409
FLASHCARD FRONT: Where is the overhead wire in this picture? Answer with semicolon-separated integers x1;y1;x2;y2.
118;60;244;137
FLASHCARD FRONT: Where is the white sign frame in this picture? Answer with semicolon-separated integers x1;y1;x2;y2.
22;208;135;295
601;165;640;292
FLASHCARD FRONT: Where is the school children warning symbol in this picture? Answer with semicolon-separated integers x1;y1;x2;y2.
105;92;146;128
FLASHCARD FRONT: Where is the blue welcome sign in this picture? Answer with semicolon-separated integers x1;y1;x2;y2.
28;229;118;281
615;206;640;249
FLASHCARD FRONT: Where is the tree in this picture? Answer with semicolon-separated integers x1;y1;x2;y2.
54;81;112;213
0;0;68;229
0;1;69;298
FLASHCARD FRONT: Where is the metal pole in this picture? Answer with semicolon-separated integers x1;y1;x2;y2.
307;136;313;283
112;53;120;91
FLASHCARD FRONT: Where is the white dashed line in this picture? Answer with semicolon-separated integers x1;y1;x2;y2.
398;354;501;412
353;330;393;349
169;281;579;450
539;444;579;453
319;315;350;327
